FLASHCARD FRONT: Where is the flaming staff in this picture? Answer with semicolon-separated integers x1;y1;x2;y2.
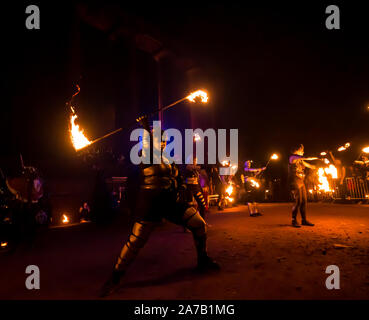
354;146;369;163
67;85;93;151
265;153;279;168
69;89;209;152
337;142;350;152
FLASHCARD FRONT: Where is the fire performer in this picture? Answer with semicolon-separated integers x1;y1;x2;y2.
288;144;317;228
185;156;207;219
328;151;346;197
243;160;266;217
100;116;219;297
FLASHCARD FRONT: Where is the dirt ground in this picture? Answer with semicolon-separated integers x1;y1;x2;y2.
1;202;369;300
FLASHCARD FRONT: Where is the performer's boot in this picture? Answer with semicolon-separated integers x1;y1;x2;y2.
291;203;300;227
99;269;125;297
195;234;220;272
99;221;154;297
292;219;301;228
301;220;314;226
300;203;314;226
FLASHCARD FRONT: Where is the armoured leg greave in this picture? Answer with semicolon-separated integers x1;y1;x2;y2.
182;207;208;260
114;221;156;272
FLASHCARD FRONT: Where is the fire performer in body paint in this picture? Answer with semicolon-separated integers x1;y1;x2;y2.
100;116;219;297
243;160;266;217
288;144;317;228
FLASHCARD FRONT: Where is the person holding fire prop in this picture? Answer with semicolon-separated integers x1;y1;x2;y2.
288;144;317;228
243;160;266;217
100;115;219;297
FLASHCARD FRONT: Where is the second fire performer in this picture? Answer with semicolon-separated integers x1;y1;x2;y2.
288;144;316;228
243;160;266;217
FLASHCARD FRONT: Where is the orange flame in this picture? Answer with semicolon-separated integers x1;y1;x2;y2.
62;214;69;224
317;164;337;192
69;107;91;151
194;133;201;141
249;178;260;189
1;242;8;248
362;146;369;154
270;153;279;160
221;160;230;167
337;142;350;152
225;183;234;202
187;90;208;103
317;168;331;192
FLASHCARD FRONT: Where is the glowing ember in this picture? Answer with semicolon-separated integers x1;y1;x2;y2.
362;146;369;154
62;214;70;224
187;90;208;103
1;242;8;248
271;153;279;160
320;152;327;156
323;158;330;164
69;107;91;151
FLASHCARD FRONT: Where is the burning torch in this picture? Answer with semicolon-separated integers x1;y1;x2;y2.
265;153;279;169
337;142;351;152
68;88;209;152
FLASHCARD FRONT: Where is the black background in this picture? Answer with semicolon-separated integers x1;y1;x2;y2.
2;1;369;173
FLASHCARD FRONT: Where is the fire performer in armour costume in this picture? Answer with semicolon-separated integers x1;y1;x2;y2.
288;144;317;228
243;160;266;217
185;157;207;219
100;116;219;297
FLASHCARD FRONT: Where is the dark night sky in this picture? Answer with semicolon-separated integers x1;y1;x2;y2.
2;1;369;172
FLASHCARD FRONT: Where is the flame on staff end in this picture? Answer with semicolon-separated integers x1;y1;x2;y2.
337;142;350;152
69;107;91;151
320;152;327;156
221;160;230;167
1;242;8;248
270;153;279;160
187;90;208;103
62;214;70;224
194;133;201;141
362;146;369;154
